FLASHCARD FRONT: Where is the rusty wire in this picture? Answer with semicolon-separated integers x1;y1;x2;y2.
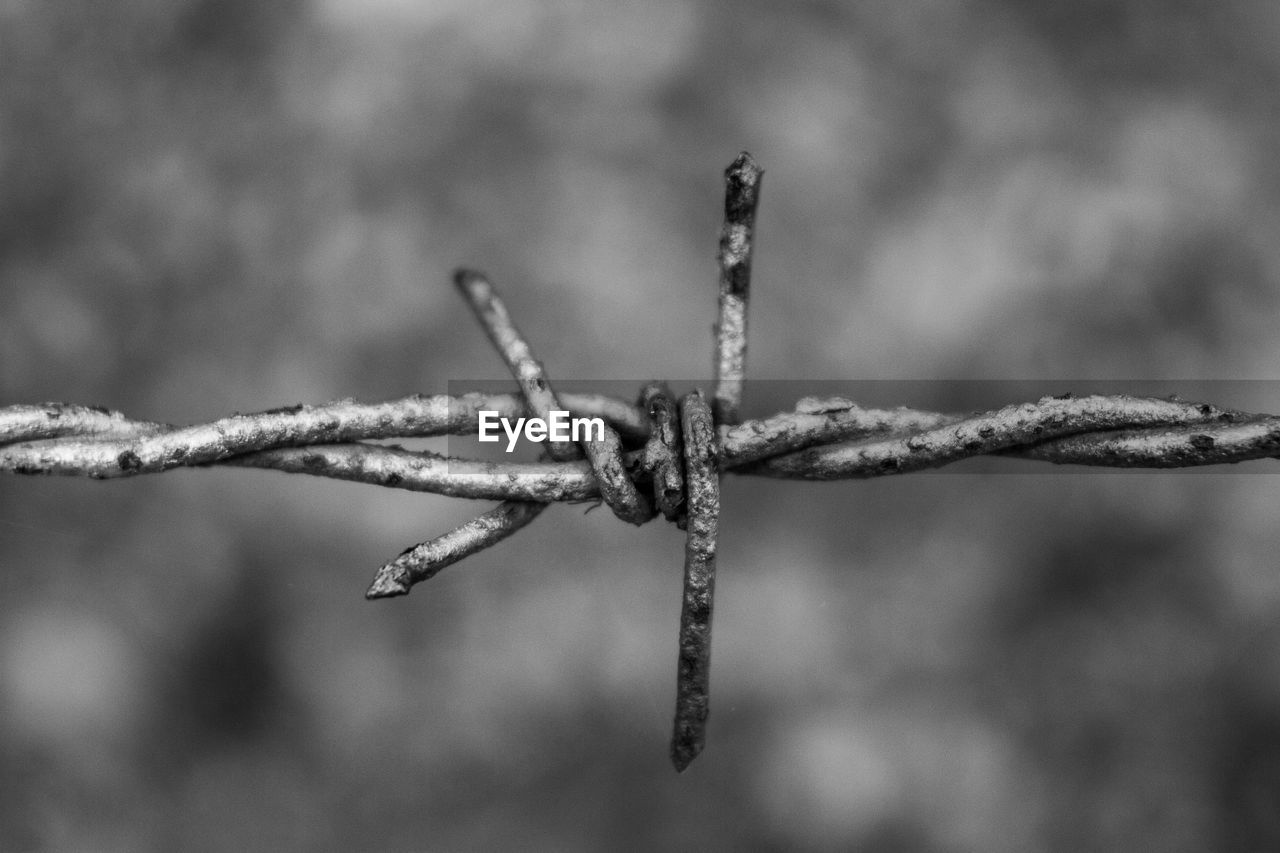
4;153;1280;771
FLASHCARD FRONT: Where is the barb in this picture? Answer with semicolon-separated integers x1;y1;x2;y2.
638;383;686;524
366;501;548;598
670;391;719;772
4;154;1279;773
713;152;762;427
454;270;580;463
370;267;600;600
455;270;652;525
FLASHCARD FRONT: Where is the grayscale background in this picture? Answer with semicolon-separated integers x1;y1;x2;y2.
4;2;1280;850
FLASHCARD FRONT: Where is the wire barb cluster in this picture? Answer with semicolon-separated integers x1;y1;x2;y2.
4;154;1280;770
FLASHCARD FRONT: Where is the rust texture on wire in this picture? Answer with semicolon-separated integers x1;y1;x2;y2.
4;153;1280;770
670;390;719;772
712;152;762;427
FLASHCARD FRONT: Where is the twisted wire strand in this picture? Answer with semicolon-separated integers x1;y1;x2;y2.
744;394;1261;478
0;393;646;476
2;394;1273;490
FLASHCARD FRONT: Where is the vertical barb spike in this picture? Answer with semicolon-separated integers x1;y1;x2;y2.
713;152;763;427
638;382;686;524
670;390;720;771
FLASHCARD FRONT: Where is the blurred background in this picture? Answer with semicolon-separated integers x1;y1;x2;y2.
4;1;1280;850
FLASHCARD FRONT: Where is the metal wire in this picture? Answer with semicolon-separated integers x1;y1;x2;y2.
3;393;1271;486
3;154;1279;770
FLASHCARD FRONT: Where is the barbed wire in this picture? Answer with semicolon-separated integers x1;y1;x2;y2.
3;153;1279;771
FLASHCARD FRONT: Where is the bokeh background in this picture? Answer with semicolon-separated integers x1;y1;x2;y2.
5;1;1280;850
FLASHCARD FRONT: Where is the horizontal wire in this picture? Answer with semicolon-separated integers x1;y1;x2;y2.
0;393;647;477
0;403;169;445
745;394;1258;478
1012;416;1280;468
1;394;1273;493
